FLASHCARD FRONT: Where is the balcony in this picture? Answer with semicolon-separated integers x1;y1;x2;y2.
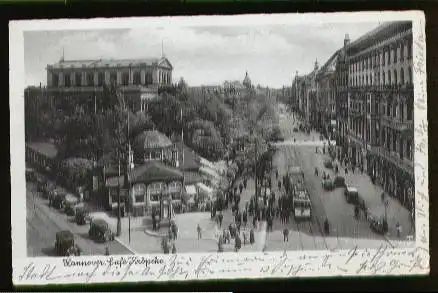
381;116;414;132
379;147;414;176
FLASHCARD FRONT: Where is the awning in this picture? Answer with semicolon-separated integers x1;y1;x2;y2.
196;182;213;195
185;185;197;196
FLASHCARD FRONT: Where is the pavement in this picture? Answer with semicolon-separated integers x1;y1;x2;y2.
26;181;133;256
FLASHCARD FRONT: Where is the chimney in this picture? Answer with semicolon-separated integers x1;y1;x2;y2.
344;34;350;48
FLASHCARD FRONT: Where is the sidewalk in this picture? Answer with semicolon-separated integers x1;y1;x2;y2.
319;155;413;240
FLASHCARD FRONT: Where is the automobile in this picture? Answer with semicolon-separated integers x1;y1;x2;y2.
49;189;67;209
35;174;47;192
64;194;80;216
88;218;115;242
369;216;388;234
75;206;89;225
344;187;359;204
322;178;335;191
333;176;346;188
55;230;81;256
42;181;56;199
323;159;333;169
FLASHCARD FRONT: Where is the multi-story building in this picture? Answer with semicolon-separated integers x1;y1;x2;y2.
345;21;414;210
292;61;319;124
45;56;173;112
335;34;351;156
316;50;340;138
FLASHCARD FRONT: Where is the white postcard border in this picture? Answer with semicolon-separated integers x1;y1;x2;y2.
10;11;429;285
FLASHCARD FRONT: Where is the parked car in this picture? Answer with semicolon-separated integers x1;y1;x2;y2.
64;194;80;216
75;206;89;225
49;188;67;209
88;218;115;242
344;187;359;204
55;230;81;256
43;181;56;199
333;176;346;188
322;178;335;191
323;159;333;169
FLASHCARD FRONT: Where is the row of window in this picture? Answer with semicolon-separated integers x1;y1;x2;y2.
51;70;170;87
350;41;412;73
350;67;412;87
348;123;413;160
349;99;413;121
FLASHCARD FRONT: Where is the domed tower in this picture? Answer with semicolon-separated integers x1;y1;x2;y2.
314;59;319;71
243;70;252;89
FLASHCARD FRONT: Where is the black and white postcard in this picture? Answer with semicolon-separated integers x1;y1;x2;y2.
10;11;428;285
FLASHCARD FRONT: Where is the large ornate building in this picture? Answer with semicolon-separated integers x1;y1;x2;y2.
290;21;414;211
45;56;173;112
345;21;414;210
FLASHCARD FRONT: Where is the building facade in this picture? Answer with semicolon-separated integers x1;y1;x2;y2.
45;56;173;112
345;21;414;211
290;21;414;211
316;52;339;137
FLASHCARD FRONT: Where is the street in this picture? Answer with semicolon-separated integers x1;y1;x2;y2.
26;181;132;256
262;109;413;251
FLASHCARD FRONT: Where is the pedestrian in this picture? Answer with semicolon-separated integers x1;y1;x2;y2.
253;216;257;229
283;227;289;242
235;233;242;252
218;236;224;252
104;246;110;256
250;228;255;245
345;167;348;175
243;230;248;245
239;183;244;194
218;212;223;228
171;243;177;254
173;223;178;240
243;178;248;189
243;210;248;227
275;169;279;179
197;224;202;240
315;167;319;176
324;218;330;235
168;227;173;241
396;222;402;238
278;180;282;190
381;192;385;202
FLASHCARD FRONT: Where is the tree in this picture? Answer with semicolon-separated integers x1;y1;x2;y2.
60;157;94;189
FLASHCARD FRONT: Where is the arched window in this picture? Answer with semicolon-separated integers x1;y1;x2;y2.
401;69;405;84
133;71;141;85
87;73;94;86
64;74;71;87
393;48;397;63
382;71;385;85
75;72;82;87
52;74;59;87
388;71;391;85
98;72;105;86
400;43;405;61
394;70;398;85
122;72;129;86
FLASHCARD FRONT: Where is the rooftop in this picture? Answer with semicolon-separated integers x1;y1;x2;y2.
105;161;183;187
49;57;172;70
134;130;173;152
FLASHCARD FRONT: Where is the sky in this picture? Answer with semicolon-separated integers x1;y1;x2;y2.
24;22;380;88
